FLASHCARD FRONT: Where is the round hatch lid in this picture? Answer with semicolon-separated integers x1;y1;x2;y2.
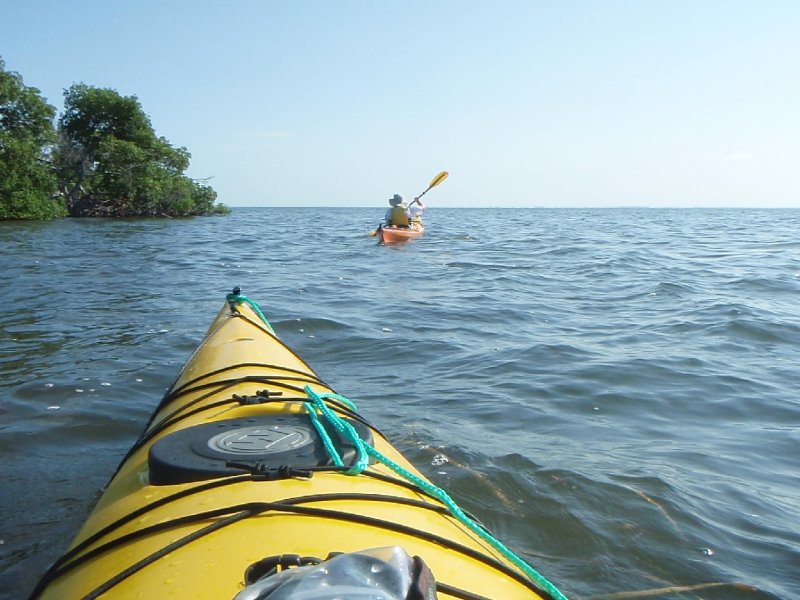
148;414;373;485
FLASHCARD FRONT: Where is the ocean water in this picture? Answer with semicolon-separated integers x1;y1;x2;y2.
1;207;798;600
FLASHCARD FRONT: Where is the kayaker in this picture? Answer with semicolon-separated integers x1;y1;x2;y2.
384;194;424;228
408;196;425;226
384;194;409;227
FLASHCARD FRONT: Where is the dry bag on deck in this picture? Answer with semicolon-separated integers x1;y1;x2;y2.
234;546;437;600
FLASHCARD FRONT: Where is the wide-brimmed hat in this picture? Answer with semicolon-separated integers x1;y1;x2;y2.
388;194;404;206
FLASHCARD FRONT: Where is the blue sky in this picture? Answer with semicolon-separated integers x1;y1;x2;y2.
3;1;799;207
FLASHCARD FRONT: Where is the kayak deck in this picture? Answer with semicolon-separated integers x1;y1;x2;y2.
32;294;564;600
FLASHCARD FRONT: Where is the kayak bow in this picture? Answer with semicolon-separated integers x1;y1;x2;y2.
32;291;565;600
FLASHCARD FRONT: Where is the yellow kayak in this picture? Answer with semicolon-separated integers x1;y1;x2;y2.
31;290;566;600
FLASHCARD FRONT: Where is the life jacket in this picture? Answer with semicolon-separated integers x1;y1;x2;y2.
389;205;410;226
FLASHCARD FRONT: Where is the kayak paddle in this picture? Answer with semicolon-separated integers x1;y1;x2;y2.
409;170;449;206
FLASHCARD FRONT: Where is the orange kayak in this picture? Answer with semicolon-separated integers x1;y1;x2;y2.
378;224;424;244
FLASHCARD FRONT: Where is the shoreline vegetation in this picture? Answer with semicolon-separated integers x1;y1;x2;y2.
0;57;228;221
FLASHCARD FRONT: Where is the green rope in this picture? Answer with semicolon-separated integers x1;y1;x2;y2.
304;389;369;475
225;292;275;334
303;385;569;600
304;402;345;468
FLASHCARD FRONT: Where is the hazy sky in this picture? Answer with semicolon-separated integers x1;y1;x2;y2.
3;1;799;207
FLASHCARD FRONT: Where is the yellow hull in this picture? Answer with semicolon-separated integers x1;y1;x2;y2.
32;295;561;600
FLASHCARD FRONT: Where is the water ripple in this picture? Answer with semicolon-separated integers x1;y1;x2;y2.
2;208;799;599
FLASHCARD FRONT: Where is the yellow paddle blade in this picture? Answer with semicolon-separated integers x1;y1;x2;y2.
416;171;449;200
429;171;449;189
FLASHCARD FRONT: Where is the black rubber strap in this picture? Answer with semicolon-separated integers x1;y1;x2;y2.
148;365;331;428
150;386;377;444
112;378;378;484
33;495;555;600
80;511;250;600
435;582;493;600
31;467;481;599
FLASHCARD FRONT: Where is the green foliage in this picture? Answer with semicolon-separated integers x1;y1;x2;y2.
0;57;65;220
1;59;225;220
57;84;225;217
60;84;154;156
